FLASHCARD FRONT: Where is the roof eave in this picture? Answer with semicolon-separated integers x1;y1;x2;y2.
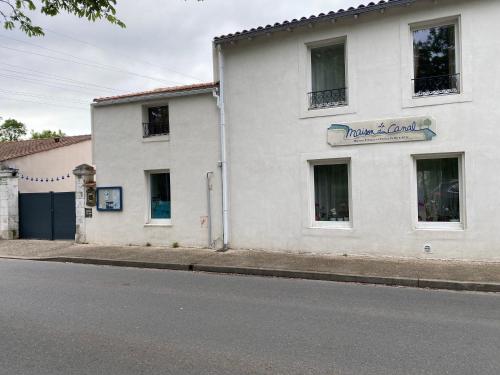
92;86;217;107
213;0;417;45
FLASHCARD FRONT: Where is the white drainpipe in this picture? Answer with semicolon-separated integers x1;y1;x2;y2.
216;44;229;251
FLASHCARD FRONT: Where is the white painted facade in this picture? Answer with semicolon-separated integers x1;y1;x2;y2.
90;0;500;260
88;92;222;248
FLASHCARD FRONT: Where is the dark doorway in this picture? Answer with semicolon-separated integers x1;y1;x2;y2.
19;192;76;240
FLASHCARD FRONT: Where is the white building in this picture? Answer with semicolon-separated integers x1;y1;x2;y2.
89;0;500;261
89;84;223;248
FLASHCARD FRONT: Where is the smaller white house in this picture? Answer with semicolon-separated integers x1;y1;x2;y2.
88;83;223;248
0;135;92;193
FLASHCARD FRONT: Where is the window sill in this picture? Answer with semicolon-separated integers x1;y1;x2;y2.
302;224;354;237
142;134;170;143
414;222;464;231
144;220;172;227
310;221;352;230
300;104;355;119
403;91;472;109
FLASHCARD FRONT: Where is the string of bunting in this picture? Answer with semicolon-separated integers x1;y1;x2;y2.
18;172;72;183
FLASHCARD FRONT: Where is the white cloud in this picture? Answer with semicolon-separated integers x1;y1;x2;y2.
0;0;361;135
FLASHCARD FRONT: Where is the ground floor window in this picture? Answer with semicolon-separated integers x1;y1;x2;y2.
313;162;350;224
149;172;171;220
416;157;460;223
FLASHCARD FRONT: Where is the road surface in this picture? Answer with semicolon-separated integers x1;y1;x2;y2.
0;259;499;374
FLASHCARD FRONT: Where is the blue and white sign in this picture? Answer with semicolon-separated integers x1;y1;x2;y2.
96;187;123;211
327;116;436;146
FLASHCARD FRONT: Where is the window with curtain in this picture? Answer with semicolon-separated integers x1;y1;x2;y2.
150;172;171;220
314;163;349;222
311;43;346;93
412;23;458;96
417;158;460;222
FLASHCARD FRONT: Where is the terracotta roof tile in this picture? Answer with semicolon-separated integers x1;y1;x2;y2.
93;82;218;103
0;135;91;162
213;0;417;44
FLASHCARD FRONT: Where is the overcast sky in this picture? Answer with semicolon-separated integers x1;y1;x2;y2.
0;0;361;135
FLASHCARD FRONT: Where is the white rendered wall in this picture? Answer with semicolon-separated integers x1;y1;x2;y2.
88;93;222;248
221;0;500;260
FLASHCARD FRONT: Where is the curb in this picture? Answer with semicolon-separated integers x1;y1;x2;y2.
192;265;500;293
36;257;193;271
5;256;498;293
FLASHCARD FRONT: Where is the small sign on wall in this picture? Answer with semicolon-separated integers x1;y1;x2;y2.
327;116;436;146
85;208;93;218
96;187;123;211
86;187;96;207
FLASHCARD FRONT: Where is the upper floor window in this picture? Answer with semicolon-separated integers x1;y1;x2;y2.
309;42;347;109
412;22;460;97
143;105;169;137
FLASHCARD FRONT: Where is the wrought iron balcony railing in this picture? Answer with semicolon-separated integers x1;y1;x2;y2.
413;73;461;97
143;121;169;137
308;88;347;109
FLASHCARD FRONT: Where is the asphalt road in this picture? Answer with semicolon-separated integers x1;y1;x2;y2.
0;259;499;375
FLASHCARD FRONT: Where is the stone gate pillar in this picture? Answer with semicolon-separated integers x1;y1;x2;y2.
0;166;19;239
73;164;96;243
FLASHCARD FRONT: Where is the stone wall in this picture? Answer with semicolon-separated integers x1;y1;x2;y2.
0;167;19;240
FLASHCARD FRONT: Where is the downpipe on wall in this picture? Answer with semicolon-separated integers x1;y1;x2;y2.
206;171;214;248
214;44;229;252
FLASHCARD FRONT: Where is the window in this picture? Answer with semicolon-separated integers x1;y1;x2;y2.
412;22;459;97
143;106;169;137
149;172;171;221
313;163;350;225
309;42;347;109
416;157;461;223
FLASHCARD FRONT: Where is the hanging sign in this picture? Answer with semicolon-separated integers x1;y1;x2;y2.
327;116;436;146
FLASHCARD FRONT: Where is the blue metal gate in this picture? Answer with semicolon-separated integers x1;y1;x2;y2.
19;192;76;240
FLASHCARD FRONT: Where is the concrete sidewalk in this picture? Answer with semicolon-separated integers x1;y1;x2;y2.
1;240;499;292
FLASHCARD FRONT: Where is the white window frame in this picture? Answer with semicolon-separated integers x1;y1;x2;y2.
400;14;473;109
308;38;348;108
309;158;352;229
411;18;461;98
141;102;170;143
412;153;465;231
145;169;172;226
298;29;357;119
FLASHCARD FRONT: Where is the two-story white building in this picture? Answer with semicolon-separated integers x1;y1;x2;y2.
88;0;500;261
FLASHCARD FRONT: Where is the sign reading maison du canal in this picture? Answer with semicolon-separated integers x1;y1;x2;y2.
327;116;436;146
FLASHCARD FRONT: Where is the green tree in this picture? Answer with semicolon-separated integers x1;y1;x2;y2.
0;0;125;37
0;118;27;141
413;25;456;78
30;129;66;139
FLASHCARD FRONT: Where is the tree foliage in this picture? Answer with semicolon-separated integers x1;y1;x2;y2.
0;0;125;37
413;25;455;77
30;129;66;139
0;118;27;141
